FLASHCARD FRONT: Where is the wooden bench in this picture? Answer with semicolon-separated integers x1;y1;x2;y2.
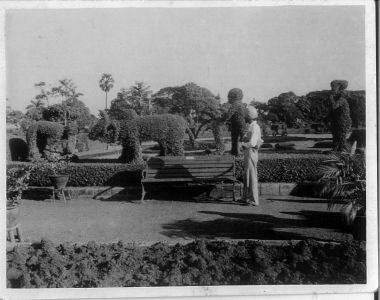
141;155;238;202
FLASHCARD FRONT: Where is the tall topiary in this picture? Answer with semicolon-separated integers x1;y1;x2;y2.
26;121;65;160
329;80;352;152
227;88;247;156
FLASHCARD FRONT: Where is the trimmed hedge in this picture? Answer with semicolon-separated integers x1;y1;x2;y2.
8;155;326;187
7;239;365;287
7;162;144;187
235;157;324;182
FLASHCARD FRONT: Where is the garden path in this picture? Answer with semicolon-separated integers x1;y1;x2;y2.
17;193;353;244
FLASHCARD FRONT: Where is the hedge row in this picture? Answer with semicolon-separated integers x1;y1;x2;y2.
7;162;144;187
7;239;365;288
8;155;324;187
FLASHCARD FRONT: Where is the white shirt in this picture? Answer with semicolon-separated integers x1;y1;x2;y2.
242;120;263;149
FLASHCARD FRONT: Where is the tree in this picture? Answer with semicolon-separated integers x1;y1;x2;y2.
346;91;365;128
34;81;51;106
267;91;302;127
108;98;138;121
99;73;115;110
26;98;45;121
42;100;92;131
50;79;84;125
152;82;220;139
6;108;24;125
112;81;152;115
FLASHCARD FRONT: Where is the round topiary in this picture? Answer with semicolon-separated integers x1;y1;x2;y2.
227;88;243;104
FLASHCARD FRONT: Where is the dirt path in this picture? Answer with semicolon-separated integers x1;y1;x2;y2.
17;194;352;244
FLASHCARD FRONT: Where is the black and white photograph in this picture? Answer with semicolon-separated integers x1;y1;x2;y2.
2;0;377;299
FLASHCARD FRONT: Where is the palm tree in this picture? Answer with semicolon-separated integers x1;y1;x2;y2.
99;74;115;110
318;141;366;225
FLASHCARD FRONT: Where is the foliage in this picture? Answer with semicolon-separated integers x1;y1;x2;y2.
267;92;303;127
9;138;28;161
99;73;115;110
76;133;89;152
227;100;247;156
235;156;324;183
26;121;65;160
88;110;121;144
6;165;33;207
108;100;138;121
6;109;24;125
7;162;143;187
346;91;365;128
113;81;152;115
7;239;365;288
9;155;326;187
317;143;366;225
348;129;366;149
118;114;193;163
328;91;352;152
32;158;69;176
152;83;220;139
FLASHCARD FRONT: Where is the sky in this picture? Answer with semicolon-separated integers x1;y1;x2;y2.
6;5;365;115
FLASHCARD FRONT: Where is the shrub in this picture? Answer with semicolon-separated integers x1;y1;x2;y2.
348;129;365;148
8;155;325;187
7;239;366;287
26;121;65;160
76;133;89;152
235;156;324;182
9;138;28;161
118;114;193;163
7;162;144;187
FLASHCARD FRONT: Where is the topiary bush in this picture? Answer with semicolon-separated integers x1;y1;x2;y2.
9;138;28;161
234;156;324;182
9;155;327;187
329;80;352;151
348;129;365;148
76;133;90;152
88;110;121;144
227;88;247;156
26;121;65;160
7;239;365;287
7;162;144;187
118;114;194;163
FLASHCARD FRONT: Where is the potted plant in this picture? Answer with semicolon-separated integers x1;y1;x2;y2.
6;166;32;229
34;158;70;189
317;141;366;240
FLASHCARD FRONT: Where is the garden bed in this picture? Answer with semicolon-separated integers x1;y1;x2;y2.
7;239;365;288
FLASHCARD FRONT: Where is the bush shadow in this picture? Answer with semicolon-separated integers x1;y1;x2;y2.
161;209;347;241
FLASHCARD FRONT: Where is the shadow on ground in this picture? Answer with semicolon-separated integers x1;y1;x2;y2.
161;210;347;241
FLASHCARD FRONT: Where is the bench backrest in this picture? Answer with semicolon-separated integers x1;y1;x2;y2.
144;155;235;181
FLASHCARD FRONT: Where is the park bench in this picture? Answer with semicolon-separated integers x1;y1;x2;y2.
141;155;239;202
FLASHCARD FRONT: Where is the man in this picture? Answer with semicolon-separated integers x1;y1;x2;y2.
241;106;263;206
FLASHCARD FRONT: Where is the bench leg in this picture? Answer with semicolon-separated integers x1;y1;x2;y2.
141;182;146;203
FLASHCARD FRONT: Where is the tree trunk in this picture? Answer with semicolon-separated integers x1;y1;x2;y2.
106;92;108;110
